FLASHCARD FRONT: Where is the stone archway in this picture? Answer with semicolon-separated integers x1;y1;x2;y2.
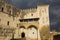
19;26;26;38
27;25;38;39
20;26;26;29
28;25;37;30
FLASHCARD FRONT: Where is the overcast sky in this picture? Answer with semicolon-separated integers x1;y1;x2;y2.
6;0;60;31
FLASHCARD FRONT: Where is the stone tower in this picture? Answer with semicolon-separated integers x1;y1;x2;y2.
19;5;50;40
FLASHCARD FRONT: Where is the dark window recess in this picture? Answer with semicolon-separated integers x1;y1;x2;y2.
31;14;33;16
19;18;39;22
34;19;38;21
7;21;9;25
2;7;3;12
24;19;28;22
0;27;2;29
33;32;34;34
29;19;33;21
20;20;23;22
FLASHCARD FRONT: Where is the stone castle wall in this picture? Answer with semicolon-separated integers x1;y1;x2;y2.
0;0;50;40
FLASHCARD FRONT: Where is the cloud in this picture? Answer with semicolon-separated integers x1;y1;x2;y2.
6;0;37;9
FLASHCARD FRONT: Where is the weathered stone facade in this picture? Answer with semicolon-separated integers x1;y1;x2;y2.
0;0;50;40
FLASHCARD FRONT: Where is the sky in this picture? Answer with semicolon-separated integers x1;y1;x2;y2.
6;0;60;31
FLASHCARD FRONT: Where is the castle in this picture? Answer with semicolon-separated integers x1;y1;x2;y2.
0;0;50;40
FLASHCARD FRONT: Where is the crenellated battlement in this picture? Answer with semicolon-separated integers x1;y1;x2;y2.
0;0;49;19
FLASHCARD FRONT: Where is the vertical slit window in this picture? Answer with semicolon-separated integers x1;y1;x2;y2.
7;21;9;25
2;7;3;12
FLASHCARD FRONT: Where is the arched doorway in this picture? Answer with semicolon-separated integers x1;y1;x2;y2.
19;26;26;38
53;34;60;40
21;32;25;38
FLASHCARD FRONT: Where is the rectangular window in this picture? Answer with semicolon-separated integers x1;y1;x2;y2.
24;19;28;22
34;18;39;21
29;19;33;21
19;18;39;22
2;7;3;12
7;21;9;25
